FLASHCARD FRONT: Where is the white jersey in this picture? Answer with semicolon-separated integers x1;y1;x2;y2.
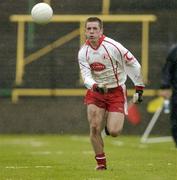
78;35;144;89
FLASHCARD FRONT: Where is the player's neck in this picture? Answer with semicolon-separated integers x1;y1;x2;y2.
89;40;99;48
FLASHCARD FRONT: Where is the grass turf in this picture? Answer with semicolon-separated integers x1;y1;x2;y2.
0;135;176;180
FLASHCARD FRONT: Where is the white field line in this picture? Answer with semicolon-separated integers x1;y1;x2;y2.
70;135;90;142
82;150;93;155
85;178;102;180
35;166;52;168
56;151;63;155
5;166;29;169
0;139;45;147
30;151;63;155
29;141;45;147
5;166;52;169
111;140;124;146
16;151;63;155
30;151;51;155
147;163;154;166
144;136;173;143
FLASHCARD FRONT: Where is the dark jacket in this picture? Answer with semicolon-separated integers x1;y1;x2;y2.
161;44;177;92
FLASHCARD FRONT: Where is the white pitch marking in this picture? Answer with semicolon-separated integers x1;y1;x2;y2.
35;166;52;168
31;151;51;155
0;139;45;147
5;166;52;169
82;150;93;155
71;136;90;142
5;166;15;169
30;151;63;155
29;141;44;147
147;163;153;166
5;166;29;169
111;140;124;146
85;178;102;180
56;151;63;155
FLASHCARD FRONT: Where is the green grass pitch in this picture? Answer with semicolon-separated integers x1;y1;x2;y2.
0;135;176;180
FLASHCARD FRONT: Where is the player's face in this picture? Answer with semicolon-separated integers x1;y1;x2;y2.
85;22;103;42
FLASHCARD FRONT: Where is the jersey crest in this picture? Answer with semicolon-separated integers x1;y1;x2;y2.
124;51;133;61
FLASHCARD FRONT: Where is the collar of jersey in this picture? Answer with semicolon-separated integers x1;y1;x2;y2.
86;35;105;50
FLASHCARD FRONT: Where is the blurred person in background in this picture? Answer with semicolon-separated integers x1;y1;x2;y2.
160;44;177;147
78;17;145;170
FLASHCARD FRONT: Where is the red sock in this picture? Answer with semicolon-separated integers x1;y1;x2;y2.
95;153;106;168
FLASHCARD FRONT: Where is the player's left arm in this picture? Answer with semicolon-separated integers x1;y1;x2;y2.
126;61;144;103
120;46;145;103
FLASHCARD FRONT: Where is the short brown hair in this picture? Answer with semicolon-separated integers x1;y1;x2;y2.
85;17;103;29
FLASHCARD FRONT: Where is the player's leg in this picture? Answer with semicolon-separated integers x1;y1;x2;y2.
170;100;177;147
87;104;107;169
106;112;125;137
101;111;110;136
105;85;127;137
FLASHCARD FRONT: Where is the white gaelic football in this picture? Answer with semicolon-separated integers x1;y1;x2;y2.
31;3;53;24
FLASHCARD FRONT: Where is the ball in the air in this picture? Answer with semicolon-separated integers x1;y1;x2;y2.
31;3;53;24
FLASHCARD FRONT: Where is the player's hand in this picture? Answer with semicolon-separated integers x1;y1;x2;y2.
92;84;107;94
133;89;143;104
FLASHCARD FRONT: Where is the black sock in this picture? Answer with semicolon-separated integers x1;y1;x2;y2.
105;126;110;135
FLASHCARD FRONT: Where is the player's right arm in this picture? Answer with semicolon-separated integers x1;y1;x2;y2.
78;48;107;93
78;48;96;89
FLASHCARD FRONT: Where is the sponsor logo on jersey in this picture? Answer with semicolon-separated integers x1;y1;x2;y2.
90;62;106;71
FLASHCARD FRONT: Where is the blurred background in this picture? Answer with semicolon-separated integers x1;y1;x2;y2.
0;0;177;136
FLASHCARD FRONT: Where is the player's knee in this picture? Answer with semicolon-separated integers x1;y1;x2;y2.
89;112;102;136
109;128;122;137
90;126;97;135
109;131;119;137
90;125;101;136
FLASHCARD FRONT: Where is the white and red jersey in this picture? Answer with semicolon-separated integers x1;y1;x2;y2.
78;35;145;89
